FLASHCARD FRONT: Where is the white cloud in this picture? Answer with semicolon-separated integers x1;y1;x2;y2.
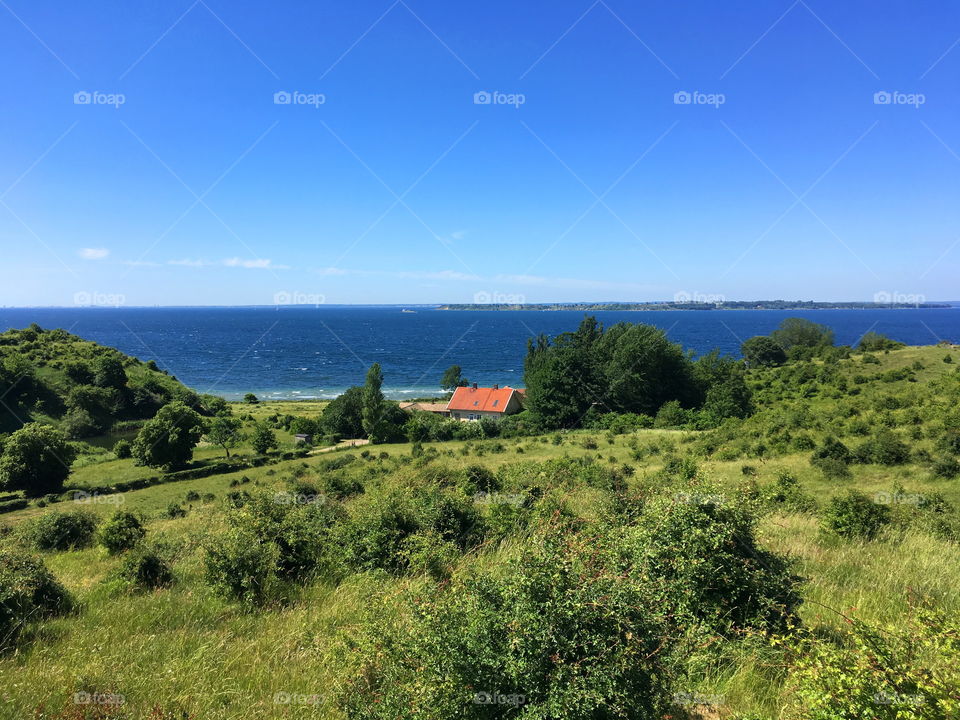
78;247;109;260
223;257;289;270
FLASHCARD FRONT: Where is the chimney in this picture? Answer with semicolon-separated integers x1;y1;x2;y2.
493;384;498;390
472;382;478;389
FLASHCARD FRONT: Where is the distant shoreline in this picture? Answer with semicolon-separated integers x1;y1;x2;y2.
438;301;954;311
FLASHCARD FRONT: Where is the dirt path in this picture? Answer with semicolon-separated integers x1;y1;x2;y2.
308;438;370;455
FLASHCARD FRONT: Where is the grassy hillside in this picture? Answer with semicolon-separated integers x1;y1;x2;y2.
0;325;202;438
1;344;958;719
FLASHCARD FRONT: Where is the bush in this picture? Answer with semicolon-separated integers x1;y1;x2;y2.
98;510;146;554
822;490;890;540
204;524;280;606
22;508;100;551
112;439;132;459
117;543;174;590
339;532;678;719
0;549;72;648
627;490;801;635
766;471;817;514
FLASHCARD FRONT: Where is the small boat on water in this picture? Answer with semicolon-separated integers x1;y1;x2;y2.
401;309;417;313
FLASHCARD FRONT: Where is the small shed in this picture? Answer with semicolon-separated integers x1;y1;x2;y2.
294;433;313;445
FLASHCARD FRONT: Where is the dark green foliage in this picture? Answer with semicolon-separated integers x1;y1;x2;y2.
166;503;186;519
852;429;910;465
811;437;852;476
204;415;243;458
117;543;174;590
98;510;146;554
857;332;905;352
0;549;72;648
0;423;76;496
250;421;277;455
112;439;132;459
92;354;127;389
132;402;205;471
628;491;801;635
439;364;468;391
321;386;365;438
741;335;787;367
243;393;259;404
822;490;891;539
204;524;279;605
654;400;689;428
770;317;835;353
766;472;817;514
338;484;482;574
340;532;678;719
22;508;100;550
362;363;390;443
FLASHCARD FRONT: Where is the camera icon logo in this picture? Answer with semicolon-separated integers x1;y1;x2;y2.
873;91;892;105
74;91;92;105
673;91;691;105
274;91;292;105
473;91;492;105
473;291;491;303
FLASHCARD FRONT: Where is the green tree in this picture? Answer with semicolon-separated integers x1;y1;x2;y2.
771;317;835;351
250;421;278;455
321;386;365;438
92;354;127;389
857;331;904;352
741;335;787;367
132;402;205;471
0;423;76;496
204;415;243;458
439;365;468;392
243;393;259;404
362;363;390;443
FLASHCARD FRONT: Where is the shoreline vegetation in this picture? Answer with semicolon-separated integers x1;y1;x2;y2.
1;318;959;718
439;300;954;311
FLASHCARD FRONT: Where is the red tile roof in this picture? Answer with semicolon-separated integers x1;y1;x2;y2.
447;386;521;413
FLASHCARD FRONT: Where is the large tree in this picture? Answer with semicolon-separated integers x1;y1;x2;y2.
362;363;390;444
741;336;787;368
0;423;76;496
250;421;278;455
321;385;365;438
204;415;243;458
770;317;834;351
132;402;205;471
439;365;468;392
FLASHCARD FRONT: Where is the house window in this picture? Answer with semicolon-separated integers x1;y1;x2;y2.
468;414;475;421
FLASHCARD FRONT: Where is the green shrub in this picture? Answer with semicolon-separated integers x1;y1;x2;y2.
0;549;72;648
782;602;960;719
339;532;679;719
22;508;100;551
822;490;890;540
98;510;146;554
204;524;280;606
627;490;801;636
118;542;174;590
766;471;817;514
112;439;132;459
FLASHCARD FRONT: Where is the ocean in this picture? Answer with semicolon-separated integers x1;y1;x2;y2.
1;306;958;400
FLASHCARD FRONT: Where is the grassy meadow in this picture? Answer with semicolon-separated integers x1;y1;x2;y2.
2;342;960;719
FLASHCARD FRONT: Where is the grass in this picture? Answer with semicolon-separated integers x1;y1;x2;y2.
1;345;959;718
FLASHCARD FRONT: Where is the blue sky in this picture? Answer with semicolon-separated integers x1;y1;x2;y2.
1;0;959;306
